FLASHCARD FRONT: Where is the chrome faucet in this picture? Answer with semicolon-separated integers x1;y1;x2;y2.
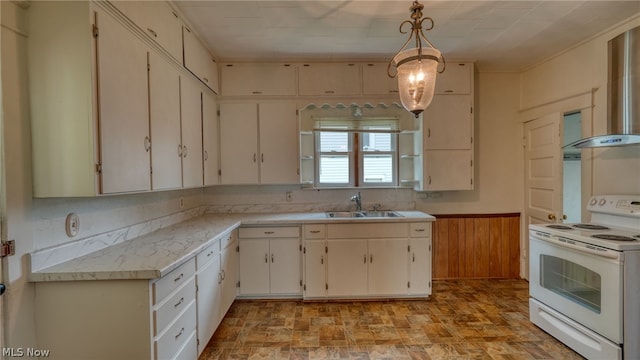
351;192;362;211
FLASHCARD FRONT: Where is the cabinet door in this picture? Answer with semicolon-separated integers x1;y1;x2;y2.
298;63;361;96
362;63;399;96
196;254;222;355
368;239;408;296
304;240;327;298
96;9;150;194
259;103;299;184
424;95;472;150
409;237;431;295
219;103;259;184
327;239;368;297
143;2;183;61
180;78;204;188
269;238;301;294
221;63;296;96
435;62;472;94
202;90;219;186
238;239;270;295
183;26;219;93
423;150;473;191
148;51;182;190
220;238;238;314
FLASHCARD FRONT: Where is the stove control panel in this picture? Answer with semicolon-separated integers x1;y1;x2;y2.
587;195;640;217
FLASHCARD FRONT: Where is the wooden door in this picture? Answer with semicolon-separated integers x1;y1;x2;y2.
202;90;219;186
327;239;368;297
304;240;327;298
219;103;259;184
524;113;563;279
367;239;408;296
180;78;204;188
269;238;301;294
148;51;181;190
96;9;150;194
238;239;270;295
259;102;299;184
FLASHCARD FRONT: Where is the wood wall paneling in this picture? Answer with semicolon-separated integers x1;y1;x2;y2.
432;214;520;279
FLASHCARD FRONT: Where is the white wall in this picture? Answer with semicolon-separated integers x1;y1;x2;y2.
521;14;640;196
0;2;205;349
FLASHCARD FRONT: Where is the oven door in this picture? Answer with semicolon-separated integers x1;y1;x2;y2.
529;232;623;343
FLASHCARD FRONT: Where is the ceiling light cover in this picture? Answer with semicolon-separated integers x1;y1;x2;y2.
388;1;444;117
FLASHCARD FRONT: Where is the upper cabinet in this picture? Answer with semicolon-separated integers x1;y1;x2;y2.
435;62;472;94
183;26;219;94
298;63;361;96
362;63;399;96
111;1;183;61
220;63;296;96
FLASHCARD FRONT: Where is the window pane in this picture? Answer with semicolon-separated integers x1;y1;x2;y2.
362;132;392;152
319;155;350;183
319;132;349;152
363;154;393;183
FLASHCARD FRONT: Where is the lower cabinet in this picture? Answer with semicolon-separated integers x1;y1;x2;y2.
303;222;432;299
238;227;302;297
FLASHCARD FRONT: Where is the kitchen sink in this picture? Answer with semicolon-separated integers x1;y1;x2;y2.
325;211;402;218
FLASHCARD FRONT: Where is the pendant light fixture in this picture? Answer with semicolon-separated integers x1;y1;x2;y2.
387;0;445;117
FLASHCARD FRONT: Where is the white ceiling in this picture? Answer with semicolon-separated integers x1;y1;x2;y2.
174;1;640;71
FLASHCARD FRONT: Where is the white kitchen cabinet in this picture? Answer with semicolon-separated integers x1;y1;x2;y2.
423;95;473;150
183;25;219;93
202;90;219;186
238;227;301;297
195;241;222;355
219;102;299;185
327;239;369;297
149;51;182;191
220;234;239;314
423;150;474;191
180;78;204;188
220;63;297;96
34;258;197;360
298;63;361;96
409;234;432;295
362;62;399;96
303;239;327;298
435;62;472;94
368;239;408;296
111;1;183;61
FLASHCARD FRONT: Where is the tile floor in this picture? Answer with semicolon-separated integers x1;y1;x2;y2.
199;279;583;359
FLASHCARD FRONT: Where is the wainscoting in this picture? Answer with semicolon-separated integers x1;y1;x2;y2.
432;213;520;279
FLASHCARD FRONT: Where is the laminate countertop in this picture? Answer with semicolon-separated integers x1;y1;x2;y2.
29;211;434;283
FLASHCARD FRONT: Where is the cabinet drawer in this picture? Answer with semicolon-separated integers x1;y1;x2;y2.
155;300;196;360
220;231;235;250
303;225;326;239
154;278;196;336
153;258;196;304
327;223;408;239
410;223;432;237
171;330;197;360
196;240;220;269
238;226;300;239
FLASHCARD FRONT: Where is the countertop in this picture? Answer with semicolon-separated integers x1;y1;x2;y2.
29;211;434;283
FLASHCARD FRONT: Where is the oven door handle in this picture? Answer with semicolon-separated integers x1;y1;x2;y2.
533;234;621;261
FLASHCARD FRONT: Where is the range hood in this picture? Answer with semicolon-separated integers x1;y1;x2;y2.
567;25;640;148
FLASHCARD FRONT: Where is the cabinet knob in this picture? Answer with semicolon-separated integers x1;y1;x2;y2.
183;145;188;158
204;150;209;161
203;77;209;83
548;213;556;221
144;136;151;152
178;144;183;157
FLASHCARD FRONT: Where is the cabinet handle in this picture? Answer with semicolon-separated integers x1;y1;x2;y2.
218;271;222;284
253;153;257;163
364;254;367;264
144;136;151;152
271;254;274;263
206;250;213;257
252;91;262;95
321;256;324;265
203;77;209;83
412;253;415;262
265;254;268;263
264;231;274;235
182;145;188;158
389;90;399;93
414;228;425;232
173;273;184;282
428;176;432;185
370;255;373;263
427;129;431;138
444;89;454;93
174;327;184;340
221;269;226;280
178;144;183;157
324;90;335;94
310;230;320;234
261;153;264;163
174;297;184;308
147;28;157;38
204;150;209;161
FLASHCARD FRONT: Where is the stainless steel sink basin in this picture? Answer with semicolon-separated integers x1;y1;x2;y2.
325;211;402;218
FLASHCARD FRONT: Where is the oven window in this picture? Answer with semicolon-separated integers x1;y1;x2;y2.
540;255;601;313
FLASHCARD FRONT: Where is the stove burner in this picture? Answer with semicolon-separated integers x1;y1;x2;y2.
592;234;636;241
547;225;573;230
573;224;610;230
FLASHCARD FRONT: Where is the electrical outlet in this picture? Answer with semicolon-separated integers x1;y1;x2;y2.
286;191;292;202
179;197;185;209
65;213;80;237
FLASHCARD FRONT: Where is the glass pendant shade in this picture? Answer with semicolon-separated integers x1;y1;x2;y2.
393;47;440;117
